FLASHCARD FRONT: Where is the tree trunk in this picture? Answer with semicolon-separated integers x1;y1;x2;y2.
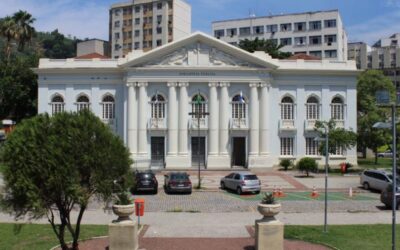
362;147;367;158
374;147;378;165
72;205;86;250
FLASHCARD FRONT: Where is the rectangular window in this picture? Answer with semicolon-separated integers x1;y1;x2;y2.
309;21;322;30
324;35;337;45
306;138;319;156
280;23;292;32
157;39;162;46
102;103;115;120
280;138;294;156
157;15;162;24
134;30;140;37
294;22;306;31
294;37;307;46
114;9;121;16
325;50;337;58
309;51;322;58
214;29;225;38
253;26;264;34
324;19;337;28
227;28;237;37
52;103;64;115
266;24;278;33
309;36;322;45
306;103;319;120
135;18;140;25
134;42;140;49
157;2;163;9
114;21;120;28
331;103;344;120
331;145;344;156
281;103;294;120
115;32;120;39
280;38;292;46
135;6;140;13
157;27;162;34
239;27;251;36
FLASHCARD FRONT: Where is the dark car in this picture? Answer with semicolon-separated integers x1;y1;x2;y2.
381;185;400;209
134;171;158;194
164;172;192;194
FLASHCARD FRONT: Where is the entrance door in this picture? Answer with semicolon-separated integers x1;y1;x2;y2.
151;137;165;168
232;137;246;167
191;137;206;168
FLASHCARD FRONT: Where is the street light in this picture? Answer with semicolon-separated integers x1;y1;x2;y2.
314;124;329;233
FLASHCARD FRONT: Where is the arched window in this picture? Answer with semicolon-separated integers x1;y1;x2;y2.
331;97;344;120
232;94;246;119
151;94;166;119
76;95;90;111
281;96;294;120
306;96;320;120
101;94;115;120
51;94;64;115
191;94;207;118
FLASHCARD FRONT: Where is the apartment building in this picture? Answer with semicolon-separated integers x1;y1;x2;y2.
348;34;400;87
109;0;191;58
212;10;348;60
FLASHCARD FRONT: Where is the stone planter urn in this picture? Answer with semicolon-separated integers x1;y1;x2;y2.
112;204;135;222
257;203;281;219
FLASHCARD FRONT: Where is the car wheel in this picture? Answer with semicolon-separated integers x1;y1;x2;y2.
255;190;260;194
237;187;242;195
153;188;158;195
220;182;225;190
363;182;370;190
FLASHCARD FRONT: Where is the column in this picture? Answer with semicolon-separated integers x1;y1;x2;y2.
167;82;178;155
259;82;270;155
127;82;137;156
219;82;230;156
208;82;219;156
249;82;259;156
137;81;148;156
178;82;189;155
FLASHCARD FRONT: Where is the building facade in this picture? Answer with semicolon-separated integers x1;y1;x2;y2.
348;34;400;88
212;10;348;61
36;33;358;169
109;0;191;58
77;39;110;58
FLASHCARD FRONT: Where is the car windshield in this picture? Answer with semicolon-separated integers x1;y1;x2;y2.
171;174;188;180
138;173;153;179
243;175;258;180
387;174;400;184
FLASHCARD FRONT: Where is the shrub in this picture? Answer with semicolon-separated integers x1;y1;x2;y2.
261;192;276;204
296;157;318;177
279;159;292;171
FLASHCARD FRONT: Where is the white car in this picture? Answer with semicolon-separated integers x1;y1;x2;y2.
360;169;399;192
377;150;393;158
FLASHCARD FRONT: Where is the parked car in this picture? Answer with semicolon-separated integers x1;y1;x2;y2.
360;169;400;192
164;172;192;194
380;185;400;209
134;171;158;194
220;172;261;195
377;150;393;158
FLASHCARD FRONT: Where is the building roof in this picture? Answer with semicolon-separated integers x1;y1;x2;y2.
288;54;321;60
75;53;110;59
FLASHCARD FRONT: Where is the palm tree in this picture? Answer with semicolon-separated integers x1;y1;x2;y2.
239;37;292;59
0;16;16;60
12;10;36;51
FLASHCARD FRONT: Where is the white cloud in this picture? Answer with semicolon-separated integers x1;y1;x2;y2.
347;10;400;44
0;0;110;40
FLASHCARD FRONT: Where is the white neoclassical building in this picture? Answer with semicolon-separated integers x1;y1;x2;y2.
36;32;358;169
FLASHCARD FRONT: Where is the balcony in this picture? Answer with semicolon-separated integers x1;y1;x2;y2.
230;118;248;130
148;118;167;130
279;120;296;131
190;118;208;130
305;119;318;131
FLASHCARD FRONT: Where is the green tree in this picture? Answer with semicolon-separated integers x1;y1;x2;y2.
357;70;395;162
296;157;318;177
0;111;132;250
315;120;358;157
41;29;79;58
0;16;16;60
12;10;36;51
239;37;292;59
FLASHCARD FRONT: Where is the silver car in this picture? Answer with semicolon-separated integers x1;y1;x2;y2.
220;172;261;195
360;169;399;192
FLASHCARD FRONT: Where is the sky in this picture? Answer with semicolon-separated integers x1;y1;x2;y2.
0;0;399;45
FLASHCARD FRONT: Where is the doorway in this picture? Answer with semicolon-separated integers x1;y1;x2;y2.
151;137;165;168
232;137;246;167
191;137;206;168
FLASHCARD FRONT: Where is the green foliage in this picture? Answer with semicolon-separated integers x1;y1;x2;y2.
357;70;395;161
260;192;276;204
314;120;357;156
296;157;318;177
39;29;80;59
239;37;292;59
0;110;132;250
279;159;292;171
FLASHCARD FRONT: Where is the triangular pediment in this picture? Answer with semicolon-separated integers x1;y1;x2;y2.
120;32;279;69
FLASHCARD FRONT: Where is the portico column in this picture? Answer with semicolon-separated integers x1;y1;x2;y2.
208;82;219;156
178;82;189;155
219;82;230;156
127;81;137;156
259;82;270;155
137;81;148;155
249;82;259;156
168;82;178;156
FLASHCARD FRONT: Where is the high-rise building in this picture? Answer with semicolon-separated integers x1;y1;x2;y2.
212;10;348;60
109;0;191;58
348;34;400;88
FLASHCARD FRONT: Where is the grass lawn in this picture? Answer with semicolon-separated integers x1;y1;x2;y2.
285;224;400;250
358;157;393;169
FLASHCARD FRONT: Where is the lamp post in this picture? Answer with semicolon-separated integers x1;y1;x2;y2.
189;90;209;188
374;90;398;250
